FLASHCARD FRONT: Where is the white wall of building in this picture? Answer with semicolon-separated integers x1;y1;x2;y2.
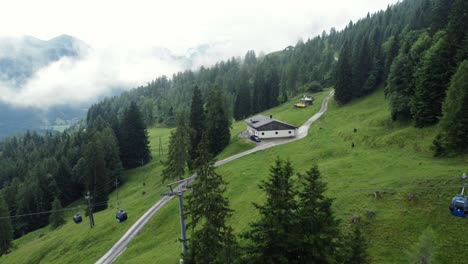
247;126;296;139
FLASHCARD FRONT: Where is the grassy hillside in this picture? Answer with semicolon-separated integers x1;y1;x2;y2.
116;89;467;264
0;90;330;264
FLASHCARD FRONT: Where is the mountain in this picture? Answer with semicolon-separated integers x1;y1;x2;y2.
0;35;91;139
0;34;90;86
0;36;237;140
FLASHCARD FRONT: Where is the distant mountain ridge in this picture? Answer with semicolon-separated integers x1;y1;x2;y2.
0;34;91;139
0;34;234;140
0;34;90;86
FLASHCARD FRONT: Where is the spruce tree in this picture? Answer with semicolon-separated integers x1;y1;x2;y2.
335;41;354;105
205;87;231;156
346;226;369;264
162;116;190;182
188;86;205;169
185;135;237;263
98;127;124;185
242;158;297;263
233;70;252;120
49;197;65;229
0;195;13;255
433;60;468;155
412;35;451;127
385;31;425;121
83;135;109;212
119;102;152;169
293;165;341;263
407;227;437;264
252;63;269;113
445;0;468;67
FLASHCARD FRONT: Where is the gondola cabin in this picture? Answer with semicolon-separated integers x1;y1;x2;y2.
449;195;468;218
116;210;128;223
73;214;83;224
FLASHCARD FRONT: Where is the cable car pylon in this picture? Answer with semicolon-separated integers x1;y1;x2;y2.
161;178;191;258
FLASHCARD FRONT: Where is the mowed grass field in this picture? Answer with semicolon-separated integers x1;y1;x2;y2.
3;88;467;263
0;90;330;264
116;89;468;264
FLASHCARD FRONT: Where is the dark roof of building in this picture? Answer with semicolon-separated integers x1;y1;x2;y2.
245;114;297;130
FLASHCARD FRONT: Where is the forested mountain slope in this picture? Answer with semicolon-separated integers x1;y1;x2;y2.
0;0;467;259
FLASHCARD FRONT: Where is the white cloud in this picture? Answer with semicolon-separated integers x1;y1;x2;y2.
0;0;399;108
0;47;182;108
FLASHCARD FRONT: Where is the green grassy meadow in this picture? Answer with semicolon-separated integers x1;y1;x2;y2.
117;89;467;264
2;88;467;263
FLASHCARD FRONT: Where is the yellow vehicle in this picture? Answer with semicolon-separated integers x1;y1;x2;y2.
294;103;306;108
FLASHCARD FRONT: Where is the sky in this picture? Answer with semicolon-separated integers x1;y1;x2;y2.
0;0;400;108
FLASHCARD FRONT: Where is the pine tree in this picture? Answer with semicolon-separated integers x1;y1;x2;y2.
445;0;468;66
188;86;205;169
385;31;427;121
49;197;65;229
98;127;124;186
335;41;354;104
293;165;341;263
430;0;455;33
242;158;297;263
252;64;266;113
185;136;237;263
83;135;109;212
119;102;152;169
433;60;468;155
162;116;190;182
264;60;280;109
352;36;373;97
0;195;13;255
233;69;252;120
205;87;231;156
412;35;451;127
407;227;437;264
346;226;369;264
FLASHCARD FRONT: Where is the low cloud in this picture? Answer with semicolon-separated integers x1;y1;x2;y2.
0;46;183;108
0;0;400;109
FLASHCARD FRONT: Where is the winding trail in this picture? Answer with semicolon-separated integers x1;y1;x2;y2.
96;90;335;264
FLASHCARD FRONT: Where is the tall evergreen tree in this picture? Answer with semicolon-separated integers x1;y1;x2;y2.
335;41;354;104
292;165;341;263
242;158;297;263
98;127;124;185
407;227;437;264
252;65;266;113
430;0;455;33
119;102;152;169
412;34;451;127
233;69;252;120
0;195;13;255
265;61;280;109
433;60;468;155
185;136;237;263
352;35;373;97
205;87;231;156
49;197;65;229
346;226;369;264
83;135;109;212
444;0;468;66
188;86;205;168
162;116;190;182
386;31;429;121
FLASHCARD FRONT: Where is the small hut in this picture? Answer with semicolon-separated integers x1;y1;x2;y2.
301;95;314;106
